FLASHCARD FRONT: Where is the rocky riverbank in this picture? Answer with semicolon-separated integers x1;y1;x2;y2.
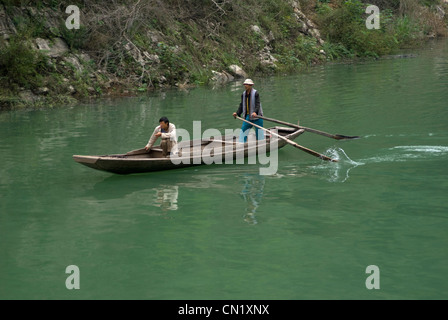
1;0;447;110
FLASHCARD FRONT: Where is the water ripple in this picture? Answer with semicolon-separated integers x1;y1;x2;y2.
391;145;448;154
362;145;448;163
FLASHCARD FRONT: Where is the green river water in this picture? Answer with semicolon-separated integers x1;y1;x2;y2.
1;39;448;300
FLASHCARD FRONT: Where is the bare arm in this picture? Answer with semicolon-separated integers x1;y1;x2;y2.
145;126;161;150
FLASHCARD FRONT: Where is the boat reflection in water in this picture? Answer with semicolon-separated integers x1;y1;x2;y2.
89;176;180;217
153;185;179;212
90;170;268;221
240;174;265;225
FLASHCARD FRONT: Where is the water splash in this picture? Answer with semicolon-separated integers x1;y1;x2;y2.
311;147;363;183
325;147;363;165
284;144;448;183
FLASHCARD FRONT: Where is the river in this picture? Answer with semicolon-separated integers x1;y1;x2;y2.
1;39;447;300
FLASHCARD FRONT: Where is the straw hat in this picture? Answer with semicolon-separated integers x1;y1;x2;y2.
243;79;254;85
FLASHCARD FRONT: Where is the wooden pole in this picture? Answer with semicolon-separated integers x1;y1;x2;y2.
256;115;360;140
236;116;338;162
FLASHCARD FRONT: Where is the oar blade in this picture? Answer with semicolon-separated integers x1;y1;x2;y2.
290;142;338;162
321;154;339;162
334;134;361;140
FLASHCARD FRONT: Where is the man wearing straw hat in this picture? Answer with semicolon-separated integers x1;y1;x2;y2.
232;78;264;143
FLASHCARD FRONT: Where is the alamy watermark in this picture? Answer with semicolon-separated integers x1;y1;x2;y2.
366;5;380;30
65;5;80;30
168;121;279;176
63;5;381;32
65;265;80;290
365;265;380;289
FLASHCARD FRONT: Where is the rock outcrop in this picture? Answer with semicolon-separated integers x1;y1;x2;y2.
290;1;324;45
0;5;16;39
250;24;278;68
228;65;248;79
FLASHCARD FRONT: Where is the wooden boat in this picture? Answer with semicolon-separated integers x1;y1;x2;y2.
73;126;305;174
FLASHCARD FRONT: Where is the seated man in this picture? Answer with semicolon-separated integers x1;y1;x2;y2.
145;117;178;157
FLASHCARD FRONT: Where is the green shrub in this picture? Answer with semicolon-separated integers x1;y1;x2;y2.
419;0;441;7
294;36;321;65
0;36;48;90
317;0;401;57
59;24;90;50
393;15;422;45
320;41;353;60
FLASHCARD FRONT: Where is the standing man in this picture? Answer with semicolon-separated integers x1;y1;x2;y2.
232;79;264;143
145;116;178;157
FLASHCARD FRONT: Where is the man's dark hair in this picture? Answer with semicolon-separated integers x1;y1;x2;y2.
159;116;169;124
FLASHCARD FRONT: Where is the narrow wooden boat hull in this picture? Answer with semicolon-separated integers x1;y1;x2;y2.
73;127;304;174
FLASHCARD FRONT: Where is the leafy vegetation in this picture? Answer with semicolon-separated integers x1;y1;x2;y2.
0;35;47;90
0;0;447;109
316;0;446;57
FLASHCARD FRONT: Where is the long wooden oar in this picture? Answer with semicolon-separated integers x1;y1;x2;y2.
236;116;338;162
255;115;360;140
